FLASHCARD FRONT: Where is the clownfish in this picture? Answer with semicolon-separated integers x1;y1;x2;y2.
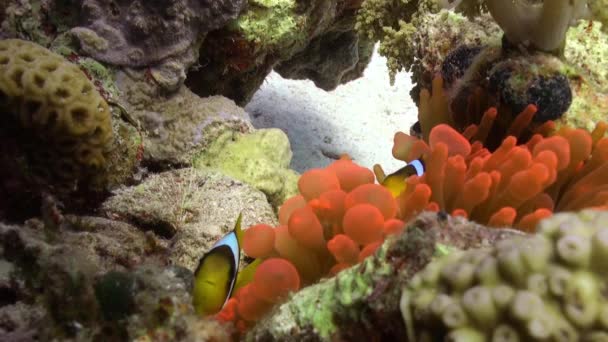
375;159;426;197
192;214;260;316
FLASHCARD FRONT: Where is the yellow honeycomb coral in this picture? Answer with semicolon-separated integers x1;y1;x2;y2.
0;39;113;186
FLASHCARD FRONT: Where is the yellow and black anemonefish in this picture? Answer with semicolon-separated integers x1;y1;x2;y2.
192;214;260;316
374;159;426;197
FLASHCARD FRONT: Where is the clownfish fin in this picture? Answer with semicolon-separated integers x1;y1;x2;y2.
234;212;244;247
234;258;262;293
373;164;387;183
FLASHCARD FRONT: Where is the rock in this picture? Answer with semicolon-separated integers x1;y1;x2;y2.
193;128;300;209
2;0;372;107
0;215;234;340
186;0;371;105
0;302;43;341
0;217;171;339
246;211;523;341
72;0;246;68
101;167;278;270
276;16;375;90
116;70;253;167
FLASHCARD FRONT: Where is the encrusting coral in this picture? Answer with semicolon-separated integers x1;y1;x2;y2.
401;209;608;341
0;39;113;188
71;0;247;67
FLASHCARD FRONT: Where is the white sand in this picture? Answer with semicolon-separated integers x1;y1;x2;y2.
246;46;418;174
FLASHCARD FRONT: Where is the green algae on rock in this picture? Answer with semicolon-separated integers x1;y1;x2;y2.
115;68;254;167
562;21;608;132
193;128;300;209
245;211;522;341
232;0;301;49
187;0;372;105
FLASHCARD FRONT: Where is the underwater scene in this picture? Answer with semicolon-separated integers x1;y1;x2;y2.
1;0;608;341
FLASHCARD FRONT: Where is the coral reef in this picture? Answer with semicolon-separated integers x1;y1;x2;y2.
2;0;373;105
1;0;607;340
357;2;608;133
192;128;300;209
356;1;502;84
101;167;278;270
71;0;246;67
245;211;523;340
401;209;608;341
216;121;608;331
0;39;113;189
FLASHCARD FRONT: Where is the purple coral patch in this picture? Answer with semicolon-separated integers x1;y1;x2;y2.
73;0;246;67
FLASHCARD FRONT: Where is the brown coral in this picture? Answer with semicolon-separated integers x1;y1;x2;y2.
0;39;113;188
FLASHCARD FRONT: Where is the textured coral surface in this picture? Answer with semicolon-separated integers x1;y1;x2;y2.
73;0;246;66
0;39;113;186
401;209;608;341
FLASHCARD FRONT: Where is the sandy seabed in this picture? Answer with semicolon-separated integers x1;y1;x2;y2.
246;46;418;174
